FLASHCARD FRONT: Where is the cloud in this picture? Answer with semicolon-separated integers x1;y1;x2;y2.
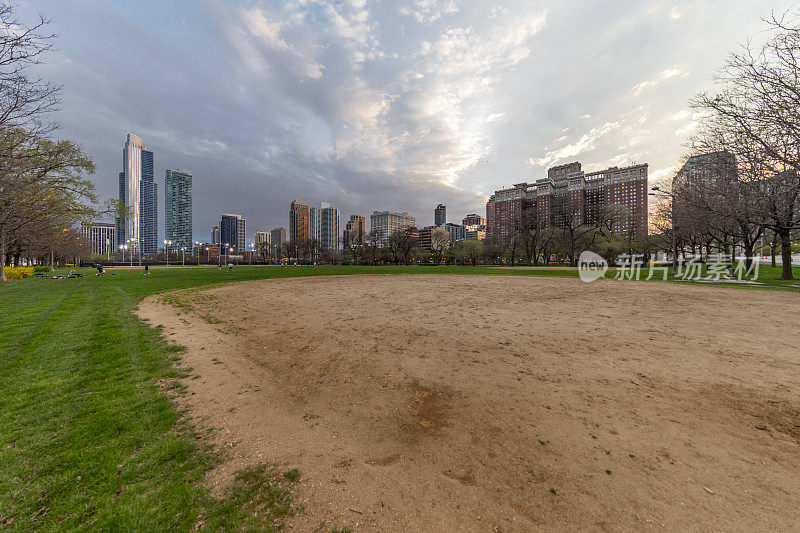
528;122;621;168
632;66;688;96
34;0;779;242
399;0;459;23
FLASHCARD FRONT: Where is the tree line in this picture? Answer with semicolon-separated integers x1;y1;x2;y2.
0;3;98;281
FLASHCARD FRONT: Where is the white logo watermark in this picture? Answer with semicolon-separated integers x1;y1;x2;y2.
578;251;608;282
578;252;763;283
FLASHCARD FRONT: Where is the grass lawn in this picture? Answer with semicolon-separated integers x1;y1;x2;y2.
1;264;797;530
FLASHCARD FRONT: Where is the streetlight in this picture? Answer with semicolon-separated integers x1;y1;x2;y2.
649;186;678;275
126;239;133;267
204;246;209;265
163;240;173;266
181;246;186;266
119;244;125;263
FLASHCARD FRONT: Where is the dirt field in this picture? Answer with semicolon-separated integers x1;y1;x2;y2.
137;275;800;532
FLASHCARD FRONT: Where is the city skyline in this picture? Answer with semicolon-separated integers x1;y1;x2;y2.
27;0;795;243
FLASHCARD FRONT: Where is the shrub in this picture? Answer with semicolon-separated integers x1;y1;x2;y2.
4;267;34;279
341;259;351;266
33;266;51;273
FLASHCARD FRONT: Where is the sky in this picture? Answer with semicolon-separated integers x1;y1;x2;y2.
25;0;797;242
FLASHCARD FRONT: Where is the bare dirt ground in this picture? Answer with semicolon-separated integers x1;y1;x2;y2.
137;275;800;532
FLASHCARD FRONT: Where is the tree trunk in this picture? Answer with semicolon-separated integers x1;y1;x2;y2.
779;229;794;280
50;249;55;272
0;226;6;283
771;233;778;268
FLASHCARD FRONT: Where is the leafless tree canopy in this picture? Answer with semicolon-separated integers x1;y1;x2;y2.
690;11;800;278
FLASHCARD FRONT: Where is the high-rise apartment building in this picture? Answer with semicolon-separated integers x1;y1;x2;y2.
309;202;340;249
435;204;446;226
462;214;485;226
165;169;192;247
139;148;157;254
211;225;220;245
486;161;649;240
320;204;339;250
118;134;144;249
80;222;116;257
220;214;246;254
369;211;415;248
289;200;310;243
254;230;270;259
270;227;286;259
343;214;365;248
443;222;466;245
117;133;157;254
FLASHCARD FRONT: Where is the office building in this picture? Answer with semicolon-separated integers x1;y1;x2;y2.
211;225;220;245
343;214;365;248
486;161;649;240
435;204;446;226
270;227;287;259
165;169;192;247
289;200;310;243
370;211;415;248
80;222;116;257
220;213;246;254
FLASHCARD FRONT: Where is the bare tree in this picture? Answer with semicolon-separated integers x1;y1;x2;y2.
429;227;450;261
691;13;800;279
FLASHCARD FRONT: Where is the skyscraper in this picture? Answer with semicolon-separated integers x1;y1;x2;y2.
289;200;310;243
117;133;157;254
118;133;144;249
211;225;220;244
310;202;340;250
254;230;270;260
369;211;415;248
220;214;246;254
343;214;365;248
435;204;446;226
139;148;157;254
270;227;286;259
165;169;192;247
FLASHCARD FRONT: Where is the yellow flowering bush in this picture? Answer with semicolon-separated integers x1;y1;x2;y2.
4;267;34;279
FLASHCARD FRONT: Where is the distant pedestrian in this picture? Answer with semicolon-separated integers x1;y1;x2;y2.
144;264;150;275
218;263;222;271
228;262;233;271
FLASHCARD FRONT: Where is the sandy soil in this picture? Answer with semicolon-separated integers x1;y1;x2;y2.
137;275;800;532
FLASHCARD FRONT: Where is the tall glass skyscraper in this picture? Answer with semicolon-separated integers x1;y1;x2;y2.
165;169;192;247
220;214;246;254
139;149;157;254
118;133;157;254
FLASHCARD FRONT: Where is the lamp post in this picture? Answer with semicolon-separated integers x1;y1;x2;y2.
181;246;185;266
163;240;172;266
119;244;125;264
204;246;209;265
126;239;133;267
649;186;678;275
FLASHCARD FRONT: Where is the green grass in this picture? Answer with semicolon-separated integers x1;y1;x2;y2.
0;263;797;530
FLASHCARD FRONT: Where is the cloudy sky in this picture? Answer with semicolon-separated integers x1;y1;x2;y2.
28;0;795;242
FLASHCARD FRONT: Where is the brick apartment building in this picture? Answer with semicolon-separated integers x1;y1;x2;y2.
486;161;648;241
